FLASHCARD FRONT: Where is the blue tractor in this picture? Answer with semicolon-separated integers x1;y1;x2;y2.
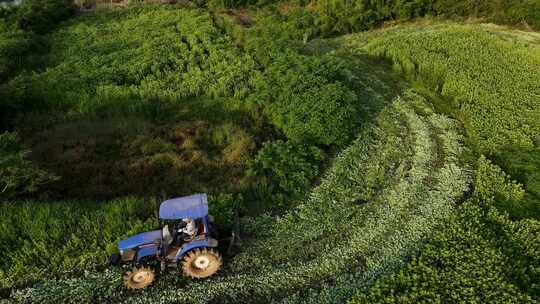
111;193;222;289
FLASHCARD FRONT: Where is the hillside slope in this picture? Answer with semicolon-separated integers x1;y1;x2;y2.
344;22;540;218
3;14;540;304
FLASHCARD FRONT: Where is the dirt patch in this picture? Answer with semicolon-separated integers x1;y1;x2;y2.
222;9;252;28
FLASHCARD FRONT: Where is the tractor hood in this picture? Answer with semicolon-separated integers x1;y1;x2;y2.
159;193;208;220
118;230;162;251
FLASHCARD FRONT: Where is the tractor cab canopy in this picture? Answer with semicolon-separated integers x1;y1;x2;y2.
159;193;208;220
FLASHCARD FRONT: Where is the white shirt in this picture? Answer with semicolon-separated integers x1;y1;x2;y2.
180;218;196;237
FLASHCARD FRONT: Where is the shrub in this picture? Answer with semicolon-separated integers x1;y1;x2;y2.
208;193;243;232
0;23;39;128
247;140;324;207
243;11;360;146
0;22;33;81
0;131;58;199
249;51;359;146
15;0;74;34
474;155;524;204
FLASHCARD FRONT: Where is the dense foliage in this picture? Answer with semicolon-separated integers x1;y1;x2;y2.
313;0;540;35
346;23;540;218
350;157;539;303
5;8;254;116
0;198;158;292
207;0;540;32
15;0;74;33
0;22;33;81
242;11;362;146
247;140;324;207
1;3;539;304
255;51;358;145
0;131;57;199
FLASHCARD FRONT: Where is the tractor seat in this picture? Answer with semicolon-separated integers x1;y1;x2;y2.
197;221;205;235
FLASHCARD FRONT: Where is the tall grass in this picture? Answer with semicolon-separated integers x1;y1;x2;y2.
345;23;540;218
0;198;159;291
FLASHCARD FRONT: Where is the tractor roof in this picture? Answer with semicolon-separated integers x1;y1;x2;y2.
159;193;208;220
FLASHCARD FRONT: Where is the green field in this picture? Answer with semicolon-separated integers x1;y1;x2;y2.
1;1;539;303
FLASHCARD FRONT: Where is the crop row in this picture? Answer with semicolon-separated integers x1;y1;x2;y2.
344;23;540;217
350;156;538;303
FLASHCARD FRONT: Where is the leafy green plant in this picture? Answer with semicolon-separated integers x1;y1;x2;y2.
350;156;539;304
0;198;159;291
0;23;32;81
247;140;324;208
15;0;74;34
208;193;243;232
0;131;58;199
346;23;540;219
4;7;255;117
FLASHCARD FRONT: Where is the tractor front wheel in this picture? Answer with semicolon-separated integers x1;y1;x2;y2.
181;248;222;279
123;266;155;289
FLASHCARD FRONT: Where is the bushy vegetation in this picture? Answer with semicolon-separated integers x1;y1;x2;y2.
207;0;540;32
0;131;57;199
247;140;324;208
242;11;363;146
318;0;539;35
355;24;540;154
15;0;74;33
350;157;539;303
254;52;358;145
345;23;540;218
0;22;33;81
5;8;254;116
2;2;539;304
0;198;158;292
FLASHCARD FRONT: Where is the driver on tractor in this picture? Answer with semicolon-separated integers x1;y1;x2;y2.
178;218;197;241
113;194;222;289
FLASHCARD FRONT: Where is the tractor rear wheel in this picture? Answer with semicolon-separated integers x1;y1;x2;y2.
123;266;155;289
181;248;222;279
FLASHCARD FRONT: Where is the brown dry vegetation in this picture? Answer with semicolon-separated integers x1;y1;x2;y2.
21;117;256;199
